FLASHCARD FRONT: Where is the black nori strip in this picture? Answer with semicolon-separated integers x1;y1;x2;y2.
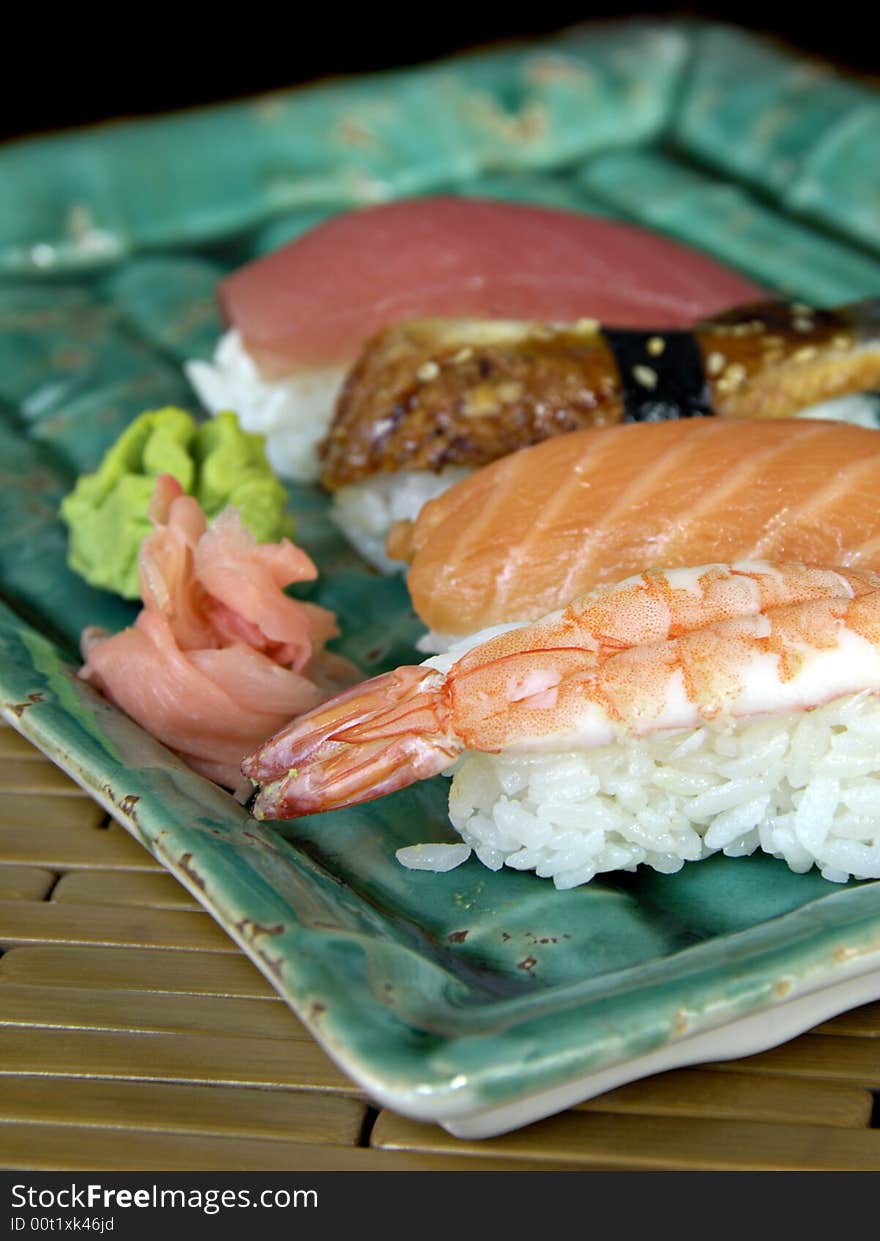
603;329;712;423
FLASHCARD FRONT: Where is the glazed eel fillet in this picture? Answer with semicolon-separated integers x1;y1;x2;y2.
320;298;880;487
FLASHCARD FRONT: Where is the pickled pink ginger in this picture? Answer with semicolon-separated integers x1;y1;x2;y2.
80;474;353;788
221;198;765;379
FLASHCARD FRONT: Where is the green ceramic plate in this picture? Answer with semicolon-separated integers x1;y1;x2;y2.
2;20;880;1137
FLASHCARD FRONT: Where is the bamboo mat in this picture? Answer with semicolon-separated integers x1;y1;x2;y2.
1;721;878;1172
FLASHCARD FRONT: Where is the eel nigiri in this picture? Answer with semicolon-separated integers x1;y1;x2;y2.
186;197;763;483
243;561;880;887
324;299;880;570
394;417;880;649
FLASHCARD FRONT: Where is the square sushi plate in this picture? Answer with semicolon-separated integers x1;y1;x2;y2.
2;20;880;1138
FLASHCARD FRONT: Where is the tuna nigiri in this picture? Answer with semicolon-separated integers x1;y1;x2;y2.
186;197;763;483
80;474;355;787
243;561;880;886
393;418;880;649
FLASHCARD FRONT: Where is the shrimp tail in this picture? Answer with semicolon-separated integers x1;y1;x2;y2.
242;665;461;819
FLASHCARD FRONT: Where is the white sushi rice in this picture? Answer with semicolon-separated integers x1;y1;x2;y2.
796;393;880;430
442;690;880;888
395;843;473;872
330;468;473;572
186;329;346;482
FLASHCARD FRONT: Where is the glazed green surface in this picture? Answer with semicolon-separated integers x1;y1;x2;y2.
1;19;879;1114
2;20;878;279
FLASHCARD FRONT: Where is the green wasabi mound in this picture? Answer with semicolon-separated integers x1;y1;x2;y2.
61;407;294;599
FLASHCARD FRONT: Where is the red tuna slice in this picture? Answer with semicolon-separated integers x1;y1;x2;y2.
220;197;766;379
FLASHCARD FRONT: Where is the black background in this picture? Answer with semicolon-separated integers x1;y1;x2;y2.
4;4;877;143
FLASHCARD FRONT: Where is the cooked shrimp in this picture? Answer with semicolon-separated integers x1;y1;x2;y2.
243;562;880;820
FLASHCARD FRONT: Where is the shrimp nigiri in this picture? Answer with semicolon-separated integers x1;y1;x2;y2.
244;562;880;887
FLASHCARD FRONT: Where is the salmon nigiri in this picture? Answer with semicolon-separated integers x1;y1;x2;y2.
392;418;880;649
321;299;880;569
186;198;763;482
